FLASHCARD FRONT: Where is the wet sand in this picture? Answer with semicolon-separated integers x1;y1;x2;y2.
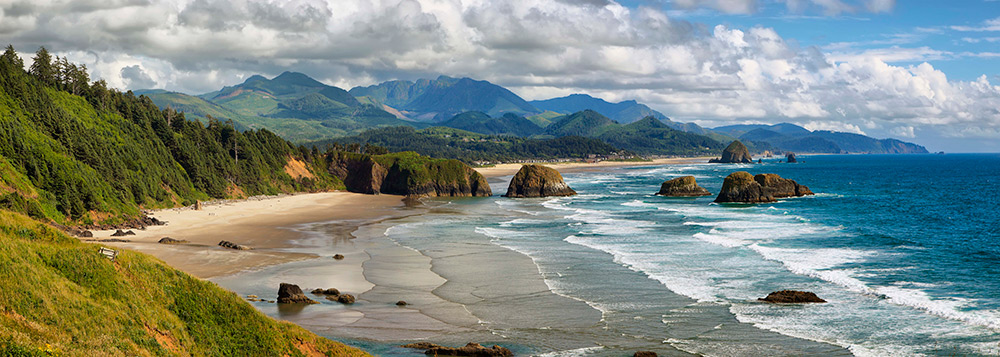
91;192;405;278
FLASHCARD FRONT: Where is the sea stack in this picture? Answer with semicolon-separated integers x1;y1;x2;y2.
656;176;711;197
786;152;797;163
714;172;813;203
504;164;576;198
759;290;826;303
709;140;753;164
754;173;813;198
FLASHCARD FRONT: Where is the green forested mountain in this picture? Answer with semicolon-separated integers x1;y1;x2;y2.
310;126;624;163
544;109;619;137
596;117;724;156
530;93;713;135
148;72;415;141
0;47;340;227
440;111;542;136
349;76;540;121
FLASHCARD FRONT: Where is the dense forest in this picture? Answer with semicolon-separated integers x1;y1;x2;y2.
0;46;341;226
310;126;628;164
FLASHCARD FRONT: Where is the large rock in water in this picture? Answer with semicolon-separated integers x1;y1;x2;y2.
714;172;813;203
759;290;826;303
503;165;576;198
786;152;797;163
709;140;753;164
276;283;317;304
656;176;711;197
754;173;813;199
714;172;774;203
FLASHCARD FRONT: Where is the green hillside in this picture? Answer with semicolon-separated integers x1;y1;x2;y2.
350;76;540;122
597;117;724;156
544;109;618;137
311;126;624;164
147;72;415;141
0;46;340;227
440;111;542;136
0;209;367;355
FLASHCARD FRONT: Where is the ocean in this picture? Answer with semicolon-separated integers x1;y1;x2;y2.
217;154;1000;356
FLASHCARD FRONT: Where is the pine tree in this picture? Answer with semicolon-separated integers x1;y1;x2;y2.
29;47;56;85
1;44;24;69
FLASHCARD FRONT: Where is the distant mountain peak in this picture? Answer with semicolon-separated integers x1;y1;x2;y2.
271;71;325;87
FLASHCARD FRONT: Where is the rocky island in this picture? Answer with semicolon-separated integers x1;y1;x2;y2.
709;140;754;164
504;164;577;198
656;176;712;197
714;172;814;203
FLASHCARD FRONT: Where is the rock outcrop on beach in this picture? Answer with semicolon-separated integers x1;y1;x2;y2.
503;164;577;198
110;230;135;237
276;283;317;304
157;237;188;244
634;352;658;357
786;152;797;163
311;288;340;295
709;140;753;164
328;151;491;197
656;176;711;197
401;342;513;357
714;172;813;203
218;240;252;250
759;290;826;303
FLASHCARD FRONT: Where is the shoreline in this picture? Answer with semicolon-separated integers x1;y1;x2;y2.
91;191;406;279
86;160;851;355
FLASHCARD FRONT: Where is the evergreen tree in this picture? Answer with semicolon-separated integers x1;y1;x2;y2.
29;47;55;85
1;45;23;69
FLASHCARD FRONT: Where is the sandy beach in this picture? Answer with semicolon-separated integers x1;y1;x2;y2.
474;157;713;178
91;192;406;278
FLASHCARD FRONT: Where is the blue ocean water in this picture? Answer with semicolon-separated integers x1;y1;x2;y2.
467;154;1000;355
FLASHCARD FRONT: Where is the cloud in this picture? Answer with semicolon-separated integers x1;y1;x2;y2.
675;0;896;15
950;16;1000;32
1;0;997;146
120;64;156;89
802;121;866;135
889;125;915;138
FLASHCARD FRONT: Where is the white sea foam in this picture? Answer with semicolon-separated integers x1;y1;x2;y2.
534;346;605;356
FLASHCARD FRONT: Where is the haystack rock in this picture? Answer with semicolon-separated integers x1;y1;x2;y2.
276;283;317;304
503;164;576;198
759;290;826;303
656;176;711;197
714;172;813;203
786;153;797;163
709;140;753;164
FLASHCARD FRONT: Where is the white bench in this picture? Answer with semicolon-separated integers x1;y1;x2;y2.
99;247;118;262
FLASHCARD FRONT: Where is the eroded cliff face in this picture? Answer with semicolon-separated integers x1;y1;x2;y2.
327;152;491;197
503;164;577;198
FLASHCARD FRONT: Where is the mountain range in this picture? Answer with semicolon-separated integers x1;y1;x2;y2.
141;72;927;155
713;123;928;154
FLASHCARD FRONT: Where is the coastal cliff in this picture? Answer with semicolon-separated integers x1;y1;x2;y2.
328;151;492;197
504;164;577;198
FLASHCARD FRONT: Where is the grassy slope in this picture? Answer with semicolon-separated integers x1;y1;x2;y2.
0;210;367;356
